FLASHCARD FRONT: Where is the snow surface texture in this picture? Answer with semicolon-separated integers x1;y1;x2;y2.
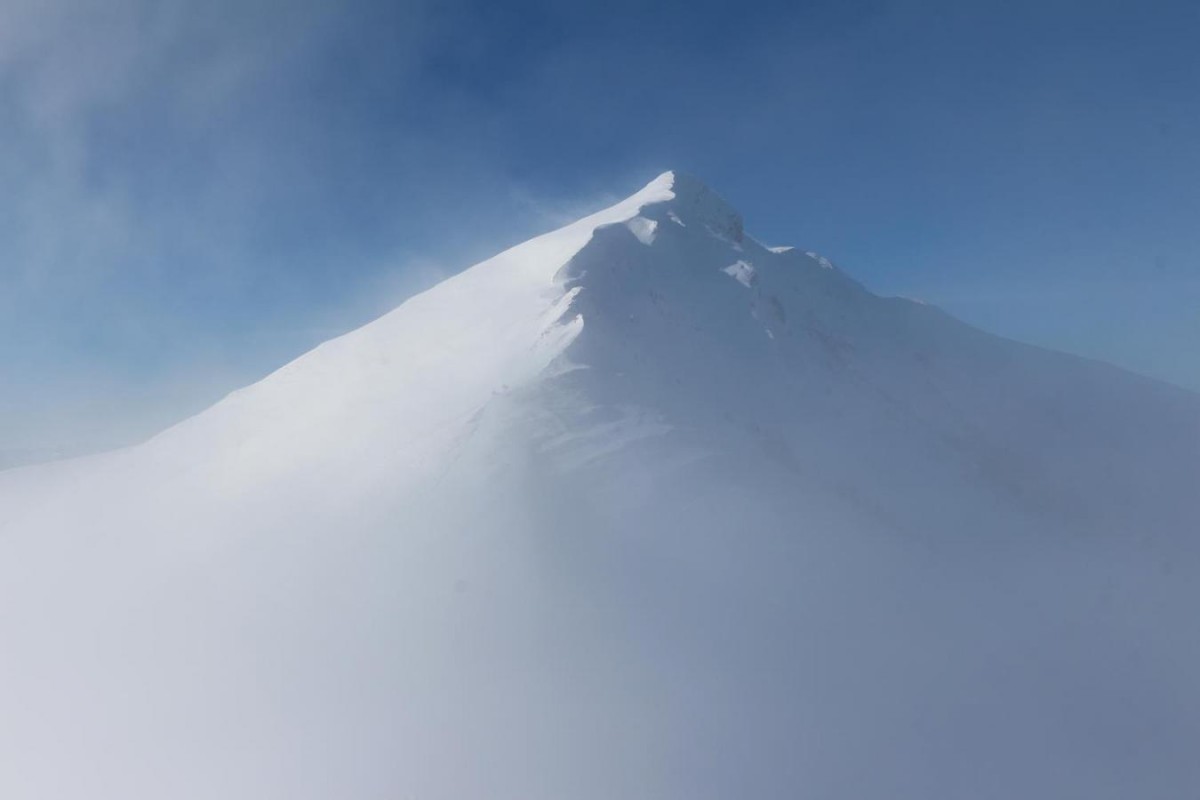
2;172;1199;799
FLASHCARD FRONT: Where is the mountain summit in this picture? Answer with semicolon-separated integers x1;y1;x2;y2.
2;173;1199;799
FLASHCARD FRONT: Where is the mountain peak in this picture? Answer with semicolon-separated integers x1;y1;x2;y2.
641;170;744;243
4;164;1200;800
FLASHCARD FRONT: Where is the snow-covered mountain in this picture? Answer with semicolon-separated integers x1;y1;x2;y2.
2;172;1198;799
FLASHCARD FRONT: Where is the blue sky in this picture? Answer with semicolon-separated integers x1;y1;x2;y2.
2;0;1198;453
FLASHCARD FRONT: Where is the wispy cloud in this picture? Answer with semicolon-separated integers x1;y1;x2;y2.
0;0;465;452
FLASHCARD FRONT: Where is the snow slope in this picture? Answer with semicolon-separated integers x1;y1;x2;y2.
2;172;1199;799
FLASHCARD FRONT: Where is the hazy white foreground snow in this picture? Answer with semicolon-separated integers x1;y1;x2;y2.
2;173;1198;799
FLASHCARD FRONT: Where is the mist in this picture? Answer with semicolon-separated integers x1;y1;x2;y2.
1;4;1198;796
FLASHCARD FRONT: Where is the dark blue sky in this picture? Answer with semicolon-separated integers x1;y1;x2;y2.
2;0;1198;452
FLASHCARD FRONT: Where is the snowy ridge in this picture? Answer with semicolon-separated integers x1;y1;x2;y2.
1;172;1199;800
